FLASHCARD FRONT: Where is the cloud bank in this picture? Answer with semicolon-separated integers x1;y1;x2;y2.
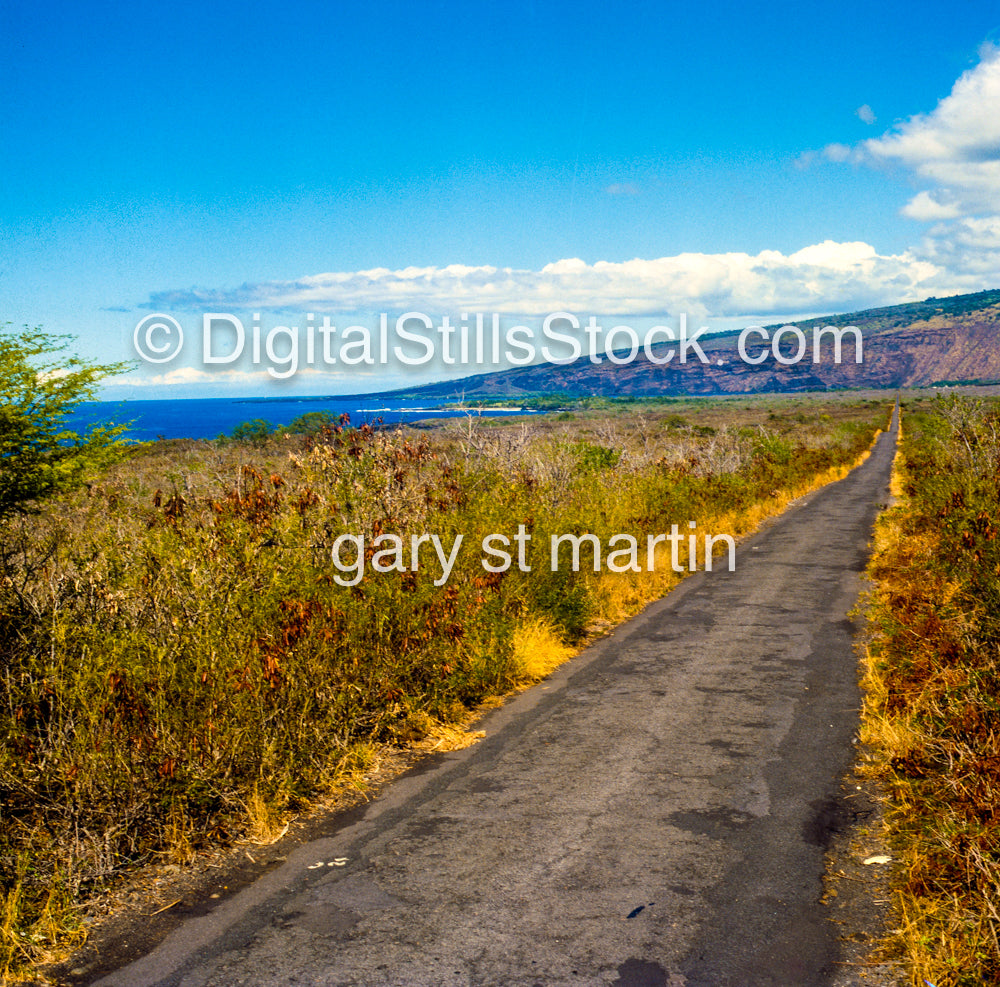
817;44;1000;286
147;241;961;321
859;44;1000;222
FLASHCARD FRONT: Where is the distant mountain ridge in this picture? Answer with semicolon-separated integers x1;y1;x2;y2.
765;287;1000;336
388;288;1000;399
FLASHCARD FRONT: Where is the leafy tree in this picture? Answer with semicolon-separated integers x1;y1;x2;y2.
229;418;274;443
287;410;334;434
0;325;130;522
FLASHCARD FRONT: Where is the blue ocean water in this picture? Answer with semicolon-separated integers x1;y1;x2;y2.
67;396;533;443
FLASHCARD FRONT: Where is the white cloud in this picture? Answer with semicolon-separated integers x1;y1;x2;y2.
822;142;853;162
860;45;1000;218
605;183;640;195
121;366;262;387
795;45;1000;287
856;104;876;125
900;190;963;221
145;240;960;321
121;365;336;387
917;216;1000;278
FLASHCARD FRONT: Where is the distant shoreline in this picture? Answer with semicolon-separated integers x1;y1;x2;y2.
67;395;537;443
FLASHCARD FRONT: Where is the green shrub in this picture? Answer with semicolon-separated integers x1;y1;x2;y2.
229;418;274;443
0;325;129;521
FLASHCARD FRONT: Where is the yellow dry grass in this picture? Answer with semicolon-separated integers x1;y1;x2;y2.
511;616;576;682
241;784;291;847
855;406;1000;985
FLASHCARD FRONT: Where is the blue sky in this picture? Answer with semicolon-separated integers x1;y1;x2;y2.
2;1;1000;396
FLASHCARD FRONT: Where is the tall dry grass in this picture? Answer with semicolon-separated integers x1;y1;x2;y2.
860;395;1000;986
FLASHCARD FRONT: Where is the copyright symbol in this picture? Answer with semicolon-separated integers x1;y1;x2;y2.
133;314;184;363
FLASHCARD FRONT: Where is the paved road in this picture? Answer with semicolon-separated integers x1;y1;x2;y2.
93;413;897;987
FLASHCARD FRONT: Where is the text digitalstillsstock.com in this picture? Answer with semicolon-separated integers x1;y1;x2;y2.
330;524;736;587
133;311;864;378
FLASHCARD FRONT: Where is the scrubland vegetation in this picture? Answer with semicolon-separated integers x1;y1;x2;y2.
0;396;887;980
862;395;1000;986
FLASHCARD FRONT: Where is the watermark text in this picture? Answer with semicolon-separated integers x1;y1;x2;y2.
329;523;736;587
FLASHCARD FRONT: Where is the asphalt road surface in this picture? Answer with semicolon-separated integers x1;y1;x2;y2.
93;413;897;987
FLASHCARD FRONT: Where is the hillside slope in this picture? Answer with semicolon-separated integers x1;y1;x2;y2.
393;289;1000;398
